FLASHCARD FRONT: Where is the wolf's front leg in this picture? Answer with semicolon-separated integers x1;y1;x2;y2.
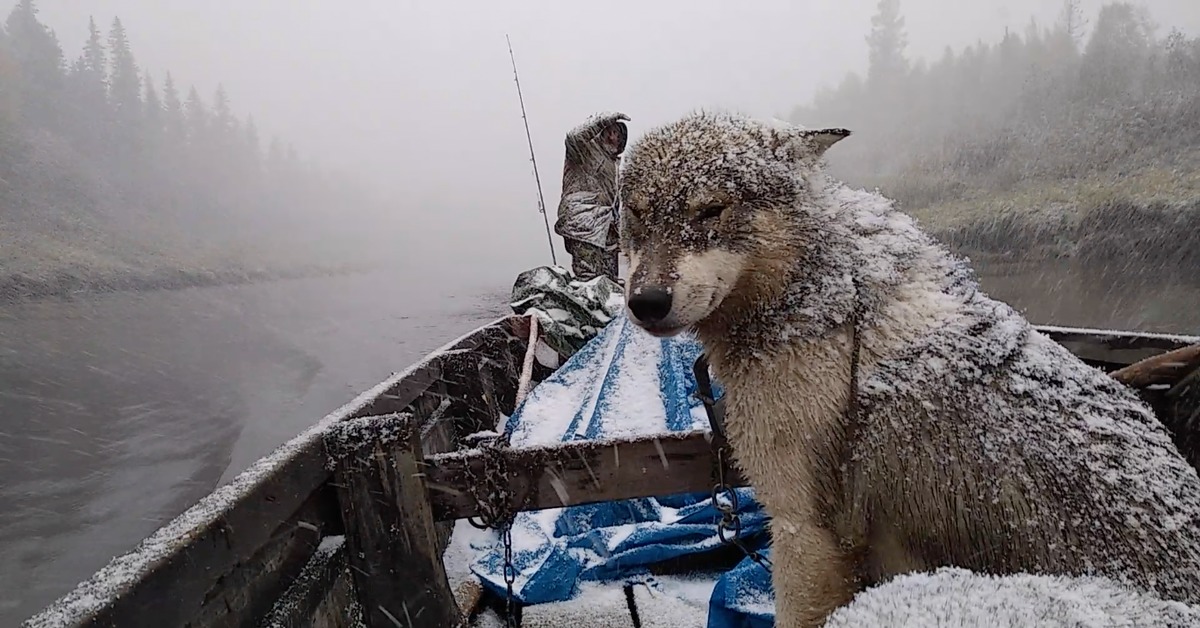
770;518;859;628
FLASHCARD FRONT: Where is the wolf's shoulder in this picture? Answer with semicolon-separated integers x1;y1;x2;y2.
860;270;1200;510
860;271;1145;425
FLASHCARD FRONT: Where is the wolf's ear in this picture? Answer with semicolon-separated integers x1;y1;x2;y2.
798;128;851;156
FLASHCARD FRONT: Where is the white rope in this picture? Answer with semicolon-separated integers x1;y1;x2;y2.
513;314;541;409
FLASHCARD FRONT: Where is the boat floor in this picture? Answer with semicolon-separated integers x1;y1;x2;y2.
468;576;714;628
446;520;716;627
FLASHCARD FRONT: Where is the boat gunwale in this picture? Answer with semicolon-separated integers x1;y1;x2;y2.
1035;324;1200;347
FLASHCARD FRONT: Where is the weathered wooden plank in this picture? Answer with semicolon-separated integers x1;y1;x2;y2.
324;413;460;628
426;381;1200;523
409;363;484;558
189;485;340;628
259;535;349;628
410;381;455;452
349;316;531;423
1038;325;1200;367
1110;344;1200;388
459;351;506;433
1119;354;1200;470
418;399;463;558
425;430;741;521
23;433;335;628
447;314;525;353
481;318;535;416
441;347;506;435
310;569;361;628
446;314;548;428
1037;325;1200;352
351;358;445;419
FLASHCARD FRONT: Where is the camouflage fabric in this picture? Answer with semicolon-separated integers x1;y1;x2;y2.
510;265;624;358
554;112;629;282
563;239;619;285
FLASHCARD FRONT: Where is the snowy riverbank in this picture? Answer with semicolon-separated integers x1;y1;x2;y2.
0;263;374;302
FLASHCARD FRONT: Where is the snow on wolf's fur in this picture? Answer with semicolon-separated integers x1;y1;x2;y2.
618;110;1200;625
824;567;1200;627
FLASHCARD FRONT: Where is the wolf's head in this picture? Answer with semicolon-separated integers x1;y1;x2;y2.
617;110;850;339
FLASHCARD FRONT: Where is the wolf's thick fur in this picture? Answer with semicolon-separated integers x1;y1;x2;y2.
824;567;1200;627
617;111;1200;627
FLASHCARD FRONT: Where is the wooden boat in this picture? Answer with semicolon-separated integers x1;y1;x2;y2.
22;315;1200;628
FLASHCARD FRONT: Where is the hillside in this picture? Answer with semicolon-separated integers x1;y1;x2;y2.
792;0;1200;278
0;2;390;300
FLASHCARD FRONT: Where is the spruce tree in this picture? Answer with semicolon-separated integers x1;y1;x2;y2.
83;16;105;86
5;0;64;127
211;83;236;140
108;16;141;132
1080;3;1152;100
243;115;261;163
162;72;185;145
70;16;108;130
866;0;909;90
143;70;161;136
184;85;207;146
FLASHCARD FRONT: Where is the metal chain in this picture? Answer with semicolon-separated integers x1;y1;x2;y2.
466;438;509;530
501;521;517;627
711;445;773;572
464;437;521;627
693;357;773;574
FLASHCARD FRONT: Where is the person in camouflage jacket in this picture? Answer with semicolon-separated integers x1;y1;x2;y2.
509;113;632;358
553;112;629;283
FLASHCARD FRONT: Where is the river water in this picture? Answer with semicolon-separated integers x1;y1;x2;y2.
0;269;509;623
0;261;1197;624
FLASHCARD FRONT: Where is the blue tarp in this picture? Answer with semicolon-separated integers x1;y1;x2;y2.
468;314;776;627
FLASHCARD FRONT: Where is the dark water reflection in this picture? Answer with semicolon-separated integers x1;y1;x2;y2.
979;260;1200;336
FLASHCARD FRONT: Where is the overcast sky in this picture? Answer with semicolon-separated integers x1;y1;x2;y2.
27;0;1200;278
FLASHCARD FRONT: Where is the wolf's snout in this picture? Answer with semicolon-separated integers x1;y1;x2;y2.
627;287;672;324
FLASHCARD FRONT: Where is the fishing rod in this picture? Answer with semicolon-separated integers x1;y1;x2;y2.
506;34;558;266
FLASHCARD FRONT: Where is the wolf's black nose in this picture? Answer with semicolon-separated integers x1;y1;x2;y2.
628;287;672;323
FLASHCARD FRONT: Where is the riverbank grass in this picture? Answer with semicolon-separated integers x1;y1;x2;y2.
898;166;1200;270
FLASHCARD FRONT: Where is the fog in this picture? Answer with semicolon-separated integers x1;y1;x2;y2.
29;0;1200;278
7;1;1200;623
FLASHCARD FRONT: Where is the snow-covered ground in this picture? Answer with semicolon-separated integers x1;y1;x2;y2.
467;576;714;627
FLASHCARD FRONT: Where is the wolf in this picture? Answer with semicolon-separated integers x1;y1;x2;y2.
617;110;1200;628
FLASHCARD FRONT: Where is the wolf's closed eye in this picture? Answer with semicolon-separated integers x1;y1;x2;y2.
695;204;727;222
